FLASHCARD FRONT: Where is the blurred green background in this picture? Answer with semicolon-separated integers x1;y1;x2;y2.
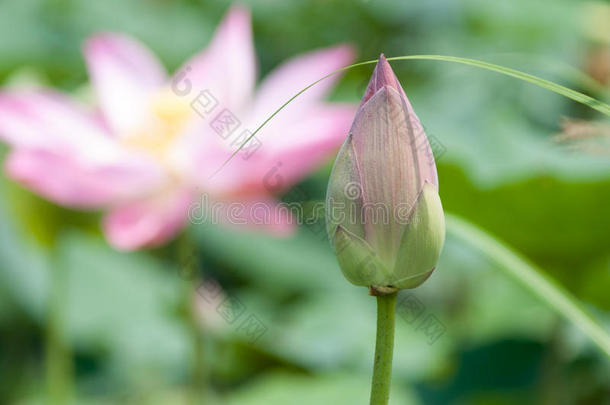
1;0;609;404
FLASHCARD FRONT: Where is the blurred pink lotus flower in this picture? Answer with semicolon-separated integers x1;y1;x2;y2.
0;5;355;250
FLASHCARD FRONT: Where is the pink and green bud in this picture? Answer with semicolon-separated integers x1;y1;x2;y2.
326;54;445;291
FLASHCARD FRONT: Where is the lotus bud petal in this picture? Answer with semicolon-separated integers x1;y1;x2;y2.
326;54;445;292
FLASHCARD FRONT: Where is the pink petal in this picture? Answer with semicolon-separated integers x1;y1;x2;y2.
181;101;354;198
5;148;165;209
174;120;271;197
261;104;355;152
251;44;355;125
0;90;166;208
348;86;436;261
0;90;114;159
84;33;167;135
165;118;236;190
356;55;438;190
103;189;193;251
237;104;355;194
174;5;255;112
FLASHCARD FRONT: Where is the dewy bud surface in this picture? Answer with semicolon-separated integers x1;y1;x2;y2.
326;54;445;290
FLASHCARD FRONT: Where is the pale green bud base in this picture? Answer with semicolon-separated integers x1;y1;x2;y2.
369;285;398;296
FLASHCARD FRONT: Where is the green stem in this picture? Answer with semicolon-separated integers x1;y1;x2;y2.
178;235;209;404
187;285;208;405
46;256;72;405
369;292;397;405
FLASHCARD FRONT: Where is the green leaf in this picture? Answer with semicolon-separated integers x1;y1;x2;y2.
429;235;557;343
192;224;344;292
438;166;610;281
446;213;610;358
57;231;191;380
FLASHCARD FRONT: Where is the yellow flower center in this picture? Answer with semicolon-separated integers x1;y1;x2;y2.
122;88;193;163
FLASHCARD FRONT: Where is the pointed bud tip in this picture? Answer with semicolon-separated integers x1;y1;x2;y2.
374;54;399;89
360;54;404;105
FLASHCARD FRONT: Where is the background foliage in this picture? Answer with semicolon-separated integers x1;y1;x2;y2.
0;0;609;404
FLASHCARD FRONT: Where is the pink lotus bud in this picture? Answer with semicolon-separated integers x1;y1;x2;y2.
326;54;445;291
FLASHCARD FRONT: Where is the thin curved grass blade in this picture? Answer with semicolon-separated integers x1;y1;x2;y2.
387;55;610;116
446;213;610;358
213;54;610;174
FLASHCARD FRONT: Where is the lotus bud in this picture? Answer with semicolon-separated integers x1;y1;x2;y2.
326;54;445;293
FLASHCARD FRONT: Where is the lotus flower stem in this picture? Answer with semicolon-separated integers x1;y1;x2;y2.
187;286;208;405
369;291;397;405
46;259;73;405
178;235;209;404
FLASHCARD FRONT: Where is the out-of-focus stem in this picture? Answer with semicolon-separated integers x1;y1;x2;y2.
178;235;209;404
369;292;397;405
188;285;208;405
46;257;73;405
